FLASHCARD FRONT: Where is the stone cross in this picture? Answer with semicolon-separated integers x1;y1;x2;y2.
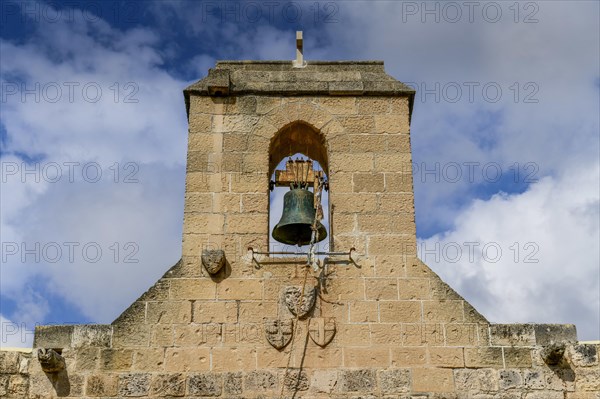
293;30;305;68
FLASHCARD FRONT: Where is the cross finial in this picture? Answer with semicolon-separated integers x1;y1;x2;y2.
293;31;305;68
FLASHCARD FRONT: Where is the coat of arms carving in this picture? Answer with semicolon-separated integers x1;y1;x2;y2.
284;286;316;319
308;317;336;347
265;318;293;350
201;249;226;275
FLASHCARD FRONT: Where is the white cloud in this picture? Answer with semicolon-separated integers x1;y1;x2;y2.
421;162;600;340
1;5;189;327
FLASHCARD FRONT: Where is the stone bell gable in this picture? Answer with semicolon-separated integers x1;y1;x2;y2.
2;54;598;398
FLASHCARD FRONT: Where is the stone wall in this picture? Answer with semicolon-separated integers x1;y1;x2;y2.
2;324;598;397
5;61;598;398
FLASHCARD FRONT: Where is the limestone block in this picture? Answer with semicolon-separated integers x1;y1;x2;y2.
244;370;278;391
370;324;402;345
339;369;376;392
173;325;221;347
337;116;376;133
150;373;186;396
379;368;411;393
146;301;192;324
353;173;385;192
428;347;464;367
33;325;73;349
329;171;353;193
336;324;370;346
499;369;523;389
357;98;391;114
193;301;238;323
398;278;430;300
343;347;389;367
187;372;222;396
379;301;421;323
212;347;257;371
349;301;378;323
217;278;262;300
374;153;413;172
310;370;338;394
5;375;28;398
0;352;19;374
445;323;479;346
132;348;165;371
86;374;118;396
365;278;399;300
567;344;598;367
225;214;266;234
188;113;212;133
169;279;217;300
490;324;536;346
391;347;427;366
533;324;577;345
165;348;210;372
464;347;504;368
504;347;533;368
301;347;343;369
423;300;465;323
74;348;99;371
100;349;133;371
317;97;357;115
332;193;378;213
374;114;410;134
111;324;151;348
330;153;373;172
72;325;112;348
118;373;151;397
223;372;243;395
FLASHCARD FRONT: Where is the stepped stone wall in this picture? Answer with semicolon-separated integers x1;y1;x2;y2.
1;61;598;398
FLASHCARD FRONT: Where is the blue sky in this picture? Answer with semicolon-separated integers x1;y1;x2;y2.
1;0;599;345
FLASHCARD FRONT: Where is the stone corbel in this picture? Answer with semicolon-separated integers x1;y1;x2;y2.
541;343;566;366
38;348;65;373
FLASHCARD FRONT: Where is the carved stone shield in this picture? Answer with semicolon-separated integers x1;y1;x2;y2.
308;317;336;347
201;249;226;274
284;286;316;319
265;318;293;350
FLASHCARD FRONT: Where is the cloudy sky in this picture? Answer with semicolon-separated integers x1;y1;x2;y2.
1;0;598;346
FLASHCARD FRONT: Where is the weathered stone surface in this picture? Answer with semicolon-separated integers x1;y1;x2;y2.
188;372;222;396
150;373;185;396
86;374;118;396
223;372;243;395
340;369;376;392
118;373;151;397
33;325;73;348
0;352;19;374
379;368;410;393
534;324;578;345
244;370;278;391
283;369;310;391
568;344;598;366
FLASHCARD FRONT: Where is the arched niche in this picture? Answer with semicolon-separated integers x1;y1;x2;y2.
268;121;330;252
268;121;329;176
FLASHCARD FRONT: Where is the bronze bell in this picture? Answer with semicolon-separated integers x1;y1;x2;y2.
272;188;327;246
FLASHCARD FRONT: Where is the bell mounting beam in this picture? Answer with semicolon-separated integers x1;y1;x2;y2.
272;159;325;191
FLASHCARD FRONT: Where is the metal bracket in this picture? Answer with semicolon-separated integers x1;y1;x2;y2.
247;247;356;268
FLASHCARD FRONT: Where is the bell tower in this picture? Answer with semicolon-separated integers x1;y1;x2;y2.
181;56;418;275
23;32;589;399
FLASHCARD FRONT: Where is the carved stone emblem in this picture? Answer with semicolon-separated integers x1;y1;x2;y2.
308;317;336;347
38;348;65;373
284;286;316;319
265;318;293;350
201;249;226;275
